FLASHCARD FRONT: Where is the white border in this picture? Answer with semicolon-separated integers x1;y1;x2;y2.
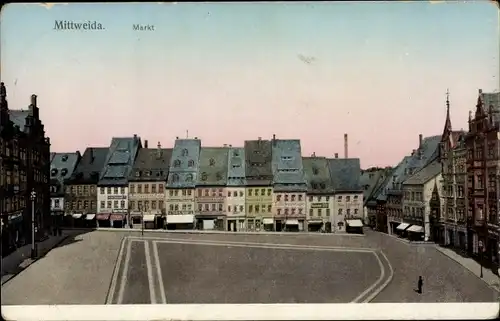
3;303;498;320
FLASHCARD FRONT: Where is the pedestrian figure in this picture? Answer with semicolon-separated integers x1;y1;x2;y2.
417;276;423;294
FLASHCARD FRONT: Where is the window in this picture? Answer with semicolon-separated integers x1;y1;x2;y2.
255;205;260;213
144;184;149;194
129;201;135;210
228;191;232;197
159;184;164;194
228;206;231;212
83;200;89;209
120;187;125;194
298;195;303;201
204;189;209;196
267;204;272;212
337;196;342;202
182;189;187;196
325;196;329;201
248;189;253;196
317;196;322;202
346;196;351;202
309;209;313;216
354;209;358;215
199;204;203;211
100;201;105;208
100;187;105;194
218;189;223;197
159;200;164;210
277;195;282;201
249;205;253;213
113;200;118;208
477;175;484;189
338;209;343;215
137;184;142;193
326;209;330;216
209;158;215;166
188;160;194;167
309;196;313;202
291;195;296;201
277;209;282;215
261;188;265;196
201;172;208;181
152;201;157;209
186;174;193;182
172;174;179;182
239;191;243;197
267;189;272;196
107;187;111;194
211;204;216;211
239;205;244;212
182;204;186;210
354;195;358;201
284;194;289;202
182;149;189;156
218;204;223;211
107;201;112;208
120;200;125;208
174;159;181;167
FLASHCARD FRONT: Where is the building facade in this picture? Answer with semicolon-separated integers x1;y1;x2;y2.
225;146;247;232
328;158;363;233
128;141;171;229
50;152;80;229
97;136;141;228
465;90;500;272
1;83;51;255
271;138;307;232
165;138;201;229
303;156;335;232
244;138;274;231
64;147;108;228
402;160;442;241
195;147;229;230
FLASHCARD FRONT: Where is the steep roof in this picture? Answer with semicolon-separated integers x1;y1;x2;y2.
68;147;109;185
129;147;173;182
244;139;273;186
303;157;334;194
166;138;201;188
403;159;441;185
8;110;29;128
327;158;362;192
272;139;307;192
196;147;229;186
98;136;141;186
376;157;410;201
226;147;247;186
360;169;385;205
50;152;81;195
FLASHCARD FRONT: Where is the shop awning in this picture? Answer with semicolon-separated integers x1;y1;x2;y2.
85;214;96;220
110;214;125;221
407;225;424;233
130;212;142;218
72;213;83;219
96;214;110;220
396;223;410;231
285;219;299;225
167;214;194;224
346;219;363;227
308;220;323;224
8;213;23;224
143;214;156;222
262;218;274;225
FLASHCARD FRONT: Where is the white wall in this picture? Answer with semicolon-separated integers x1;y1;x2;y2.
225;187;246;217
97;185;129;214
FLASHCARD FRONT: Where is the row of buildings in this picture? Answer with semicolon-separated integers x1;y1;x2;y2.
50;134;366;234
365;89;500;275
0;83;52;256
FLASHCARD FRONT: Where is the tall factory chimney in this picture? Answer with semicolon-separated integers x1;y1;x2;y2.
344;133;348;159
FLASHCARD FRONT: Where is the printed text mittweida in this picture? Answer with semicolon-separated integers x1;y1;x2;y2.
54;20;105;31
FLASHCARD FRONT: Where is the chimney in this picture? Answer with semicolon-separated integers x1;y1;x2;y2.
335;153;339;159
344;133;348;159
412;149;416;156
229;144;232;147
258;137;262;141
419;134;423;148
144;140;148;148
157;142;162;159
194;136;198;139
133;134;137;141
176;136;179;139
311;152;316;157
223;144;227;147
479;89;483;94
31;94;37;107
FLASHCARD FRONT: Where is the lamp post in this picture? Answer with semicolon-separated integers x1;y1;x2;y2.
479;240;484;278
30;189;36;259
139;204;144;237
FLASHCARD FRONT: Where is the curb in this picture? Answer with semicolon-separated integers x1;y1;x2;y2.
93;227;366;237
434;246;500;293
1;235;70;286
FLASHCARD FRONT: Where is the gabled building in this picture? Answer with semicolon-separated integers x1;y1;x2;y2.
64;147;108;227
303;155;335;232
165;138;201;229
360;167;390;228
128;141;172;229
386;135;441;236
225;146;247;232
244;137;273;231
465;89;500;272
49;152;80;229
97;136;141;228
195;147;229;230
1;83;51;255
328;156;364;233
439;92;468;248
401;159;442;241
271;137;308;232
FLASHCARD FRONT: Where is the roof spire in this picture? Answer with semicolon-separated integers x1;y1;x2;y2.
442;89;452;140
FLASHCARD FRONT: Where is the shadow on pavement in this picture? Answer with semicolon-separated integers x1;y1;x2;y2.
440;245;499;276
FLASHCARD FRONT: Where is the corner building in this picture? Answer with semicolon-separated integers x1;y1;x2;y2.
1;83;51;254
195;147;229;230
225;146;247;232
128;141;172;229
165;138;201;229
271;138;307;232
303;156;335;232
96;136;141;228
244;138;273;231
64;147;108;228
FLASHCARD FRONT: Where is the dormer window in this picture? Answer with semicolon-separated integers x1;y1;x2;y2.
51;168;58;176
233;151;239;157
172;174;179;182
312;167;319;175
209;158;215;166
174;159;181;167
216;172;222;180
182;149;189;157
201;172;208;181
62;155;68;162
135;170;140;177
188;160;194;167
320;183;325;189
186;173;193;182
61;168;68;176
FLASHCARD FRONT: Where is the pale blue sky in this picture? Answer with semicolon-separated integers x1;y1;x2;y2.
0;2;498;167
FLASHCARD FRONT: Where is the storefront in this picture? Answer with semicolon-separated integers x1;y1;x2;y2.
142;214;156;229
72;213;84;228
346;219;364;234
96;213;111;228
1;212;24;256
50;211;64;234
262;218;274;231
307;220;323;232
406;224;424;241
395;223;410;237
166;214;195;230
284;219;299;232
227;218;245;232
110;213;126;228
84;214;96;228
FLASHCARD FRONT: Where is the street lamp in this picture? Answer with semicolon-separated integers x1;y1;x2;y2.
139;204;144;237
479;240;484;278
30;189;37;259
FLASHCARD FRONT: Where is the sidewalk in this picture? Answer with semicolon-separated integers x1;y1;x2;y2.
435;246;500;293
381;232;435;245
1;233;69;285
